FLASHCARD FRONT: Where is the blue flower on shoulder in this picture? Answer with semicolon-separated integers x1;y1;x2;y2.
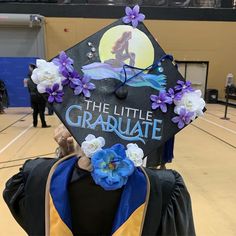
91;144;135;190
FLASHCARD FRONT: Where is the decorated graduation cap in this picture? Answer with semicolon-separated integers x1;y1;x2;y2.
31;5;205;168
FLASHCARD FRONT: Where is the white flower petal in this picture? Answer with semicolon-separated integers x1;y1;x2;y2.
85;134;95;141
82;135;105;158
37;83;46;93
31;71;39;84
97;137;105;147
126;143;144;166
195;89;202;97
127;143;138;149
175;91;205;117
36;59;46;68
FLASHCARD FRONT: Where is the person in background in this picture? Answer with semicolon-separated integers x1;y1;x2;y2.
226;73;234;87
27;64;51;128
0;79;9;114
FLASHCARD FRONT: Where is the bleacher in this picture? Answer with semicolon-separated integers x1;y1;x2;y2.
0;0;235;8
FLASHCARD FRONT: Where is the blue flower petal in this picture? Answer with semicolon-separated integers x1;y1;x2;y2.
93;168;109;178
106;171;120;183
102;150;115;163
110;144;126;159
91;144;135;190
116;159;135;177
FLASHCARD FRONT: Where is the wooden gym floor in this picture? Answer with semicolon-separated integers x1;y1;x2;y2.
0;104;235;236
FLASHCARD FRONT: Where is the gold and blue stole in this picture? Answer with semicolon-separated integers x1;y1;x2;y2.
45;155;150;236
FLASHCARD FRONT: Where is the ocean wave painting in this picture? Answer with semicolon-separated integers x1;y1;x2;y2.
82;62;166;91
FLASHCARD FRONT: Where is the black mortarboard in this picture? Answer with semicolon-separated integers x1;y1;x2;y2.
31;6;205;161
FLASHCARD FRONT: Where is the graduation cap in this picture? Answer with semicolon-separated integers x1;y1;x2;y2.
31;5;205;165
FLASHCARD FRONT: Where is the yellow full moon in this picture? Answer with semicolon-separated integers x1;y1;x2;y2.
99;25;154;69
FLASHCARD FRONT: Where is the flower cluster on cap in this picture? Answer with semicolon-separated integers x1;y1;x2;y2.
150;80;205;129
81;134;144;190
31;51;96;103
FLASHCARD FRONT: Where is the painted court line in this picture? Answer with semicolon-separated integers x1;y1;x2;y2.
0;124;32;155
199;117;236;135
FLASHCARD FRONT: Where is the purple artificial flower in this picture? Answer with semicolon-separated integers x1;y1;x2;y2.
122;5;145;28
174;80;194;101
167;87;183;101
171;108;195;129
74;75;96;98
62;70;81;89
174;80;194;93
45;83;64;103
167;88;175;100
150;91;172;113
52;51;74;75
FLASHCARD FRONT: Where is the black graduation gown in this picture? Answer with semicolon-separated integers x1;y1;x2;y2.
3;157;195;236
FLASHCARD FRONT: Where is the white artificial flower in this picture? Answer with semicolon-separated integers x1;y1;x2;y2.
31;59;65;93
81;134;105;158
126;143;144;167
174;90;205;120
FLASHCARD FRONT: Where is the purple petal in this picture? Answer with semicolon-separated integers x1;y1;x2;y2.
71;70;79;78
73;79;82;87
152;103;159;110
168;88;174;95
150;95;158;102
82;75;90;84
186;81;192;86
52;58;60;66
52;83;59;92
62;79;69;86
172;116;180;123
185;112;195;122
83;89;91;98
122;16;131;24
160;104;167;113
179;108;187;117
178;120;185;129
125;6;133;16
45;87;52;94
59;51;67;61
188;87;195;92
184;116;191;124
189;111;195;118
159;91;167;100
131;19;139;28
62;70;69;78
48;95;54;103
174;85;182;91
133;5;140;15
71;78;80;85
57;91;64;96
74;86;83;95
174;92;183;101
87;82;96;90
69;81;77;89
55;96;63;103
177;80;184;85
137;13;145;22
165;96;173;104
59;67;67;75
66;57;74;65
66;64;74;73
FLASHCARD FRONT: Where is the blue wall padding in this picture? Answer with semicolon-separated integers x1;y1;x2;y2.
0;57;38;107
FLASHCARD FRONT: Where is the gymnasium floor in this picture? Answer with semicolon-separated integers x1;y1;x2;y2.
0;104;235;236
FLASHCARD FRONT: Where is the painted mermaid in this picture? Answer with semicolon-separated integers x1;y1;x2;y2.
82;30;166;91
105;31;135;67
